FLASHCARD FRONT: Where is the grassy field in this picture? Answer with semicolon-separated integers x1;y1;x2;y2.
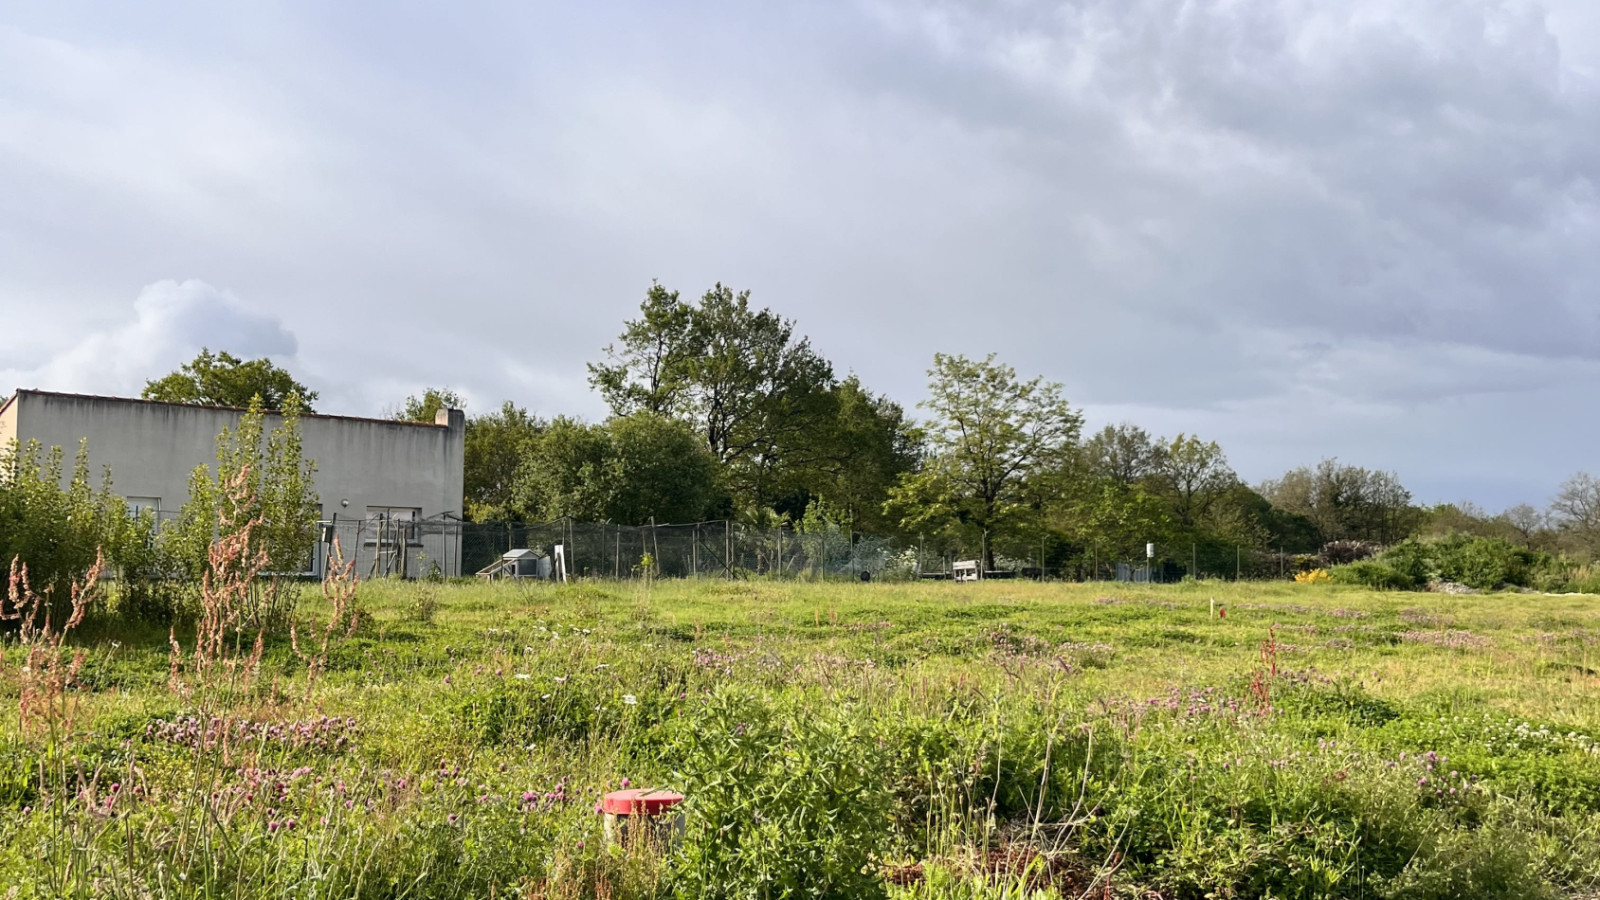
5;576;1600;898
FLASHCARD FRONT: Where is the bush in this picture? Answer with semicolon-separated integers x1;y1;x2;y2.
1380;539;1435;587
1429;535;1538;591
1338;536;1568;592
1330;561;1419;590
665;690;893;899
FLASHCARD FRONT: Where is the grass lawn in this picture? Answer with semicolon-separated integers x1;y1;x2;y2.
4;576;1600;898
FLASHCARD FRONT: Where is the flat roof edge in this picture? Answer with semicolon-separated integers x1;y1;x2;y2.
8;389;454;429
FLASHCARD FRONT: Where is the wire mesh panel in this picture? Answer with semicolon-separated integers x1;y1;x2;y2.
142;511;1302;583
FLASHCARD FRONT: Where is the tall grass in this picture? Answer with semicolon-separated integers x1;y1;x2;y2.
3;574;1600;897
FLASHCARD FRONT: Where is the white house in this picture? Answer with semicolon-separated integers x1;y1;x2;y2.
0;390;466;577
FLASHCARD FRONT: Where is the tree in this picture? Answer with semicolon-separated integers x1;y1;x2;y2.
513;414;720;526
1498;503;1549;545
588;282;696;416
1549;473;1600;557
393;388;466;423
1152;434;1236;529
588;282;837;508
768;377;922;532
1068;481;1175;566
463;402;544;522
1082;424;1162;487
1260;459;1417;546
887;353;1082;568
602;414;723;525
143;349;318;411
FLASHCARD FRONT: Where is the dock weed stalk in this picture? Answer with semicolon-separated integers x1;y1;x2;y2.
167;466;269;703
3;551;102;736
2;551;105;898
291;534;362;694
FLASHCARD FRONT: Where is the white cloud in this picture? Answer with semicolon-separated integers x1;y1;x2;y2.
1;279;303;398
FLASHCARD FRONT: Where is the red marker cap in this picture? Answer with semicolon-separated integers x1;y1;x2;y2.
601;788;685;816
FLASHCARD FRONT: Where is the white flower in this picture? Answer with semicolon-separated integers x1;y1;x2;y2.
514;673;531;680
623;695;638;706
542;694;551;700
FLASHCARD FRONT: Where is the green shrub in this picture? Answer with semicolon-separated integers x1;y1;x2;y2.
1330;561;1418;590
1430;535;1531;590
665;690;893;899
1380;540;1434;587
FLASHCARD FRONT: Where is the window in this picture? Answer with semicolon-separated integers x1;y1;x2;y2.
127;496;161;517
365;506;422;546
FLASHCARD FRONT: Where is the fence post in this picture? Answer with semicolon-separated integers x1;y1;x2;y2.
725;520;732;580
651;517;661;578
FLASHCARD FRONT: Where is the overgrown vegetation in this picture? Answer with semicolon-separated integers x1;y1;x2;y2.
4;575;1600;898
1328;534;1587;592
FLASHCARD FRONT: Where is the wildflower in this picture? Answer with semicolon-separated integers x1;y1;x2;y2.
515;673;531;680
620;777;631;788
623;695;638;706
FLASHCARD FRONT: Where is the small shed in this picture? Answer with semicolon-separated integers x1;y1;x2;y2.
953;560;981;582
478;548;551;581
505;548;550;579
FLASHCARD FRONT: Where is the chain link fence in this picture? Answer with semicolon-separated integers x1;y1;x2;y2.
149;512;1316;583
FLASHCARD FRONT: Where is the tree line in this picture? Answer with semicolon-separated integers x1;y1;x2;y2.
33;280;1600;578
382;282;1599;574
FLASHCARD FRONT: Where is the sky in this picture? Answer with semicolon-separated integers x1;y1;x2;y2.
1;0;1597;511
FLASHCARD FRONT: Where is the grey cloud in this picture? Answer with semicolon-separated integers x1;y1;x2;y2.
0;280;302;397
1;1;1597;505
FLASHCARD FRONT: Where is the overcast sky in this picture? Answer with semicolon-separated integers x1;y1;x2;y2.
2;1;1597;510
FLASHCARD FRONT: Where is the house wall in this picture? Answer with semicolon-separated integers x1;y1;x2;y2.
6;391;465;576
0;394;17;455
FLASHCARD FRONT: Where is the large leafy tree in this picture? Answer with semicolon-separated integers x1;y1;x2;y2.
781;377;921;533
1082;424;1163;487
887;353;1082;568
588;282;837;509
143;349;318;411
463;402;544;522
1152;434;1237;529
513;414;719;525
588;282;696;416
